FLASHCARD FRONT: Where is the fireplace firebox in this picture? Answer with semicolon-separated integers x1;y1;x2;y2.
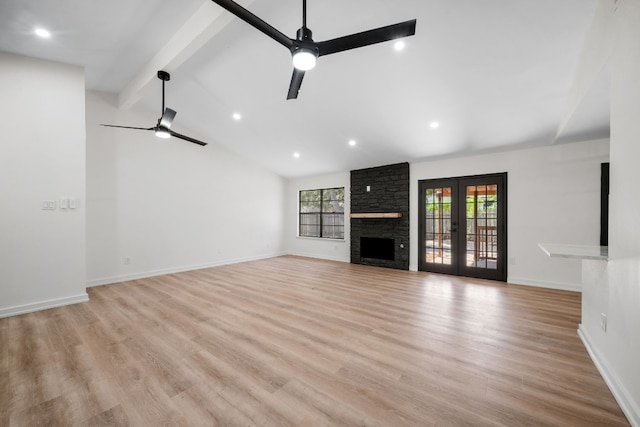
360;237;395;261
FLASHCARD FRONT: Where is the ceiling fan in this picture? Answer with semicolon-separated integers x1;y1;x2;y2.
211;0;417;99
101;71;207;146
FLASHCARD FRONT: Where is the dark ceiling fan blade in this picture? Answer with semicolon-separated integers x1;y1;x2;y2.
100;124;154;131
168;129;208;147
210;0;294;50
159;108;177;129
316;19;416;57
287;68;306;100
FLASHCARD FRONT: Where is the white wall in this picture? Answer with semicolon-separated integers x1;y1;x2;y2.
0;52;87;317
86;91;286;286
410;140;609;290
285;139;608;291
578;1;640;425
285;172;350;262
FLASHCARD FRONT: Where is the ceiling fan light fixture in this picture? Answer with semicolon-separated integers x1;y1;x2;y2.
292;48;317;71
155;127;171;139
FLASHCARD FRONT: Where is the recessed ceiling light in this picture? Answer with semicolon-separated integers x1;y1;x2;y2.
394;41;405;51
293;152;300;158
34;28;51;39
232;112;242;121
430;121;440;129
348;139;357;147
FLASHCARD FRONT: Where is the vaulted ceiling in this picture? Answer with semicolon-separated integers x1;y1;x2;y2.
0;0;606;178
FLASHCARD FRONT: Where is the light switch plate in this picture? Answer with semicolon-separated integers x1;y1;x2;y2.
42;200;56;210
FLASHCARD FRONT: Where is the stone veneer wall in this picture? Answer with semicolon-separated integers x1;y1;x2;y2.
350;163;410;270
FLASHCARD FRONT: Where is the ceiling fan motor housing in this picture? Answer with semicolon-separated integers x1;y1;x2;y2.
292;27;319;56
296;26;313;42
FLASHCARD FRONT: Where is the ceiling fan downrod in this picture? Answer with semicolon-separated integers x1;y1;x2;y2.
157;70;170;116
302;0;307;28
297;0;313;42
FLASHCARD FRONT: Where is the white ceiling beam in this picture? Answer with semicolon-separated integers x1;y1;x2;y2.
554;0;614;142
118;0;255;109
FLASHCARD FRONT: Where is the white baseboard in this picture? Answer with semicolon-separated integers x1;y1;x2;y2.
86;252;287;287
507;276;582;292
579;325;640;427
0;293;89;319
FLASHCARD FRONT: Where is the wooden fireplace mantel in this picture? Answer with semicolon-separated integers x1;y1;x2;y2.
349;212;403;219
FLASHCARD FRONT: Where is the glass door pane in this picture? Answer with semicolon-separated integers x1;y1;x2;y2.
425;187;452;265
465;185;498;270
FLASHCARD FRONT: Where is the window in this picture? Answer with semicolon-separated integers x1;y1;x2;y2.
299;187;345;239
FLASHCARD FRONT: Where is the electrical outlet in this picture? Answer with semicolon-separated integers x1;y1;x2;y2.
600;313;607;332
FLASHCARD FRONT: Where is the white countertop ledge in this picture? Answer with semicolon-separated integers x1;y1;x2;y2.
538;243;608;261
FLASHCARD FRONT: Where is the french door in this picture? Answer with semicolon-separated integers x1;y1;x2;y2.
418;173;507;281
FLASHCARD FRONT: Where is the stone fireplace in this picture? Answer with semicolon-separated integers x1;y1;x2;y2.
350;163;409;270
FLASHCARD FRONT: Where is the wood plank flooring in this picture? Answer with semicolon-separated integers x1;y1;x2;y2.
0;256;629;426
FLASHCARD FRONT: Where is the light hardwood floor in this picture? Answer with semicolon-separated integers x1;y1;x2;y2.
0;256;629;426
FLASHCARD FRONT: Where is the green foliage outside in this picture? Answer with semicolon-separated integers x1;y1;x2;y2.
300;188;345;213
425;188;497;219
